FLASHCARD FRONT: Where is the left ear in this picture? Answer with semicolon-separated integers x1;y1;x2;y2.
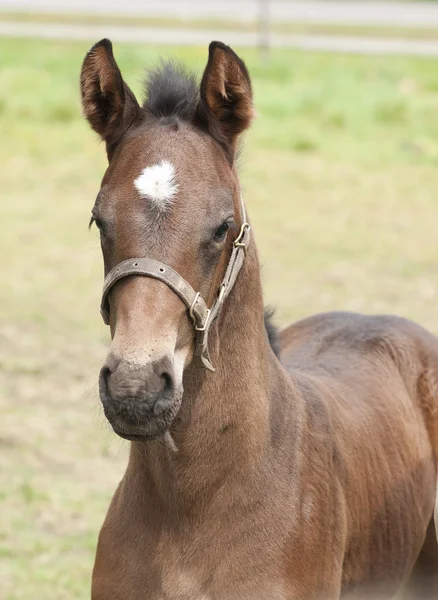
80;39;142;159
195;41;254;161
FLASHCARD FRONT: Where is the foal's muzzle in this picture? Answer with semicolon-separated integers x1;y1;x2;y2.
99;356;182;440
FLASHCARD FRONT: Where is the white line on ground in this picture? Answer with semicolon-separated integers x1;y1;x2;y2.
2;21;438;57
2;2;438;29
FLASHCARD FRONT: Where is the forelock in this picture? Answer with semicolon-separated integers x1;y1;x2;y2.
143;60;199;121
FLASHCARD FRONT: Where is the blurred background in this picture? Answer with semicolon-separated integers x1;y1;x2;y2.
1;1;438;598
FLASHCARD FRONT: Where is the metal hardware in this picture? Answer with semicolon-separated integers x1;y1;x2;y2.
233;223;251;251
189;292;201;325
195;308;211;332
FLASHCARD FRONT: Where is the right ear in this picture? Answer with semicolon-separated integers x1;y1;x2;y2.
195;41;254;163
80;39;142;159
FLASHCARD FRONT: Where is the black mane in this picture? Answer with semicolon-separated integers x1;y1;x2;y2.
143;60;199;120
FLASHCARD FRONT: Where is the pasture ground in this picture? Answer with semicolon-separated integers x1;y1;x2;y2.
1;38;438;599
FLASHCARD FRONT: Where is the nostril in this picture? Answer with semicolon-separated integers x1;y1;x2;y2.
99;366;111;401
152;370;175;416
103;353;121;375
161;371;173;394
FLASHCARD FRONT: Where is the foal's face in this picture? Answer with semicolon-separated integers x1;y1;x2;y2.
81;40;253;440
94;123;237;439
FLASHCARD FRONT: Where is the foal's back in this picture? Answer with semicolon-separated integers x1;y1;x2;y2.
280;311;438;597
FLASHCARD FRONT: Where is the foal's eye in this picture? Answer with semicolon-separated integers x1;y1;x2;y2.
214;221;231;242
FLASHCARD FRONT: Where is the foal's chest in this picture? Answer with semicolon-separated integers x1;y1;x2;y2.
155;567;288;600
152;535;290;600
93;523;291;600
158;568;211;600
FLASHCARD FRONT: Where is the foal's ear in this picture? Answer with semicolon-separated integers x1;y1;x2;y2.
80;39;141;159
195;41;254;160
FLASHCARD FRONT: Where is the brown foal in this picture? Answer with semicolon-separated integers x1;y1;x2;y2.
81;40;438;599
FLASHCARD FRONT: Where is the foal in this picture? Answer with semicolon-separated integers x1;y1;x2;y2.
81;40;438;599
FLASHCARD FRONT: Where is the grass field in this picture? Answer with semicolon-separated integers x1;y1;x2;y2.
1;37;438;599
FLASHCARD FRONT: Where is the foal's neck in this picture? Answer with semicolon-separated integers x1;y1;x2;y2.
129;243;284;511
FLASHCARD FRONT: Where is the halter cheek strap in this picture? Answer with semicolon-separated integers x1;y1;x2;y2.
100;197;250;372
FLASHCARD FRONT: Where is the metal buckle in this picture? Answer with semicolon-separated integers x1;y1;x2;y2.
190;292;211;332
189;292;201;325
233;222;251;252
195;308;211;332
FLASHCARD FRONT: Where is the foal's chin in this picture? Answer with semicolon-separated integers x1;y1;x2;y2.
101;393;183;442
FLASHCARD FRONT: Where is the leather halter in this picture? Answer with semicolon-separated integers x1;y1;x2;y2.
100;196;250;372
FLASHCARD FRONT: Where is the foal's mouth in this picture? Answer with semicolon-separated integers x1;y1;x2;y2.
102;403;182;441
99;375;182;442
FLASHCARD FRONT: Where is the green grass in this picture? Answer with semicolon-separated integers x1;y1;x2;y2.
3;10;438;41
2;38;438;598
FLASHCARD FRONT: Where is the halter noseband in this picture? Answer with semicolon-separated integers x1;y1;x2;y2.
100;196;250;372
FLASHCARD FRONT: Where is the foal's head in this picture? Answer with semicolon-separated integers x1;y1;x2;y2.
81;40;253;440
